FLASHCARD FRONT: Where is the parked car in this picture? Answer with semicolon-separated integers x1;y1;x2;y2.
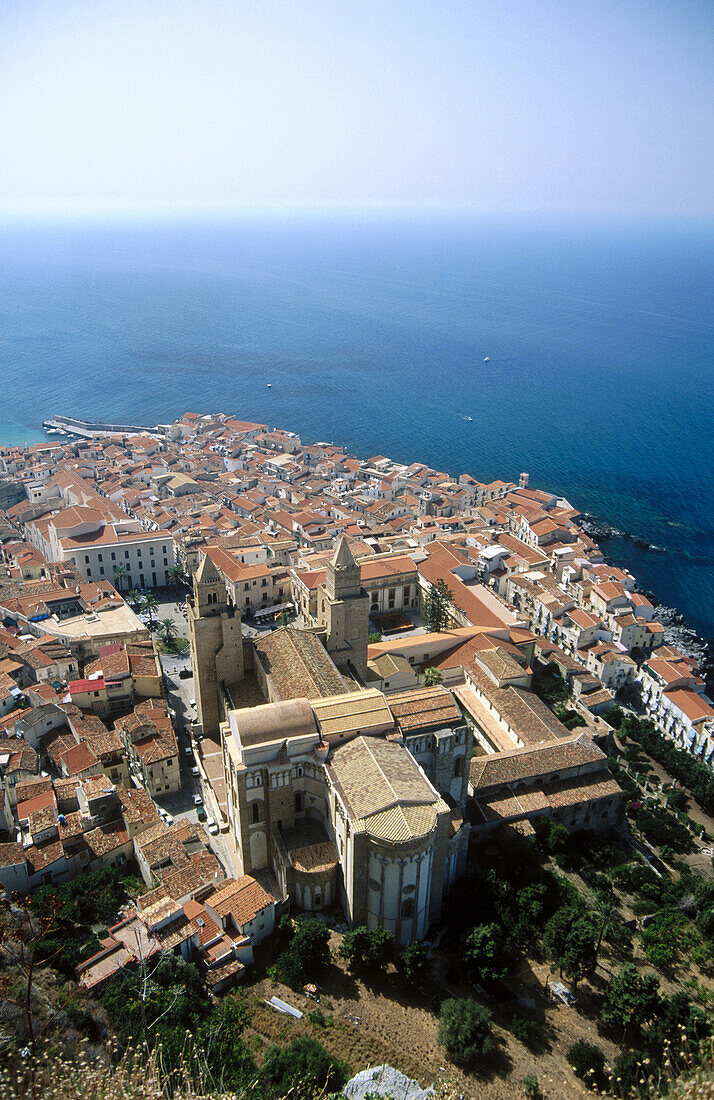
197;806;207;821
208;822;219;836
178;668;193;679
184;745;193;757
192;793;203;806
191;766;200;777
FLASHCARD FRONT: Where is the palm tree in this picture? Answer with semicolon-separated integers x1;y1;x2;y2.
113;563;128;591
166;564;189;594
142;592;159;629
127;588;143;612
592;891;621;958
158;617;178;649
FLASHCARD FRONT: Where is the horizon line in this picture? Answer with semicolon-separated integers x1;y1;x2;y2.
0;199;713;225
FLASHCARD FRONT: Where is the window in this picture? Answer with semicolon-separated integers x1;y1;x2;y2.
137;548;142;557
295;793;302;812
163;558;168;566
97;553;103;562
87;568;92;577
244;582;249;591
401;897;415;919
85;555;90;563
125;550;130;559
99;567;105;576
454;758;463;778
111;552;116;561
162;545;167;553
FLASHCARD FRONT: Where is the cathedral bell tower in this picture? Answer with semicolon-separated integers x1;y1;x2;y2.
187;552;244;736
317;536;369;680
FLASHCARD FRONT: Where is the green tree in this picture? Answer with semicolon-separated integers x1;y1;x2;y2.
339;926;394;974
423;667;443;687
396;940;429;982
438;997;494;1066
260;1036;346;1098
566;1040;606;1090
592;890;620;955
462;922;509;985
158;617;178;647
167;564;189;593
142;592;159;628
112;563;128;590
599;963;660;1041
127;587;143;611
560;917;598;988
544;907;597;988
423;580;453;632
276;918;331;987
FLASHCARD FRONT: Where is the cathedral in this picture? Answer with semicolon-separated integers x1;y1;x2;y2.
187;538;471;943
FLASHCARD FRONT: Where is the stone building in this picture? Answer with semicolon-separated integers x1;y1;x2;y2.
220;687;470;944
315;536;369;681
187;554;243;736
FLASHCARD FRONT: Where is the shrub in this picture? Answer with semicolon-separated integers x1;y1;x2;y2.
511;1014;537;1046
260;1036;346;1098
612;1049;652;1094
438;997;494;1066
522;1073;541;1098
567;1040;606;1089
307;1008;332;1029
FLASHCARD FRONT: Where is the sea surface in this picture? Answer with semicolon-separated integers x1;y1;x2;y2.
0;215;712;638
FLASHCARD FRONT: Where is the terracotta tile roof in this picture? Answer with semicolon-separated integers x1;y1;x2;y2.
469;731;605;791
387;686;462;732
253;627;347;701
205;875;274;926
327;735;442;843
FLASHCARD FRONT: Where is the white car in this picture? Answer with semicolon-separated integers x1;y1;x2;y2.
184;745;193;757
192;793;203;806
208;822;219;836
191;766;200;777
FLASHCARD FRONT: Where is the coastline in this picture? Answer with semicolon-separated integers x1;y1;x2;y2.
19;411;714;694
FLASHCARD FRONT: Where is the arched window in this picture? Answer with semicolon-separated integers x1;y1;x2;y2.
252;802;262;824
401;897;415;919
453;757;463;778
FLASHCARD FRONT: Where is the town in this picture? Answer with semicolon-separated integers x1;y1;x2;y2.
0;411;712;1096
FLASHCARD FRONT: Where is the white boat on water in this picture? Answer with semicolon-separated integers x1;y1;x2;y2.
483;356;490;362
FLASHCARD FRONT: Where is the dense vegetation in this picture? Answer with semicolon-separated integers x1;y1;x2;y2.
611;708;714;818
31;865;142;977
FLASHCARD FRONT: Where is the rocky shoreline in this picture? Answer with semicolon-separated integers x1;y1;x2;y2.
578;512;713;690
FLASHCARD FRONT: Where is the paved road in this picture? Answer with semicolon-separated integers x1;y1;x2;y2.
148;591;236;876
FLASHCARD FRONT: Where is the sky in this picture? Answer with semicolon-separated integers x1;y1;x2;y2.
0;0;712;218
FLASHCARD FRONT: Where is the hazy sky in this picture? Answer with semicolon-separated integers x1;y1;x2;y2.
1;0;712;217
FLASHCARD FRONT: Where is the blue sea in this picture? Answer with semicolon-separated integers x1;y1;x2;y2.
0;215;712;638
